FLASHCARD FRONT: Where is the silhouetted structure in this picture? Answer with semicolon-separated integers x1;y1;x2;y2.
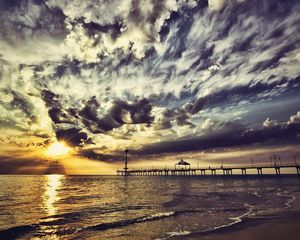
124;148;129;176
175;159;190;170
117;161;300;176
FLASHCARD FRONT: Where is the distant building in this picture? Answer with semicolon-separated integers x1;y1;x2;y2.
175;159;191;170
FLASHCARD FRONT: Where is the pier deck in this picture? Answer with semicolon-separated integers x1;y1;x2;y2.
117;163;300;176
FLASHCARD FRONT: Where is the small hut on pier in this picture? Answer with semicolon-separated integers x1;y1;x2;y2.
175;159;191;170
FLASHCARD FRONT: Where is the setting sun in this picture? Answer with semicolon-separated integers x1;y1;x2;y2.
46;142;71;157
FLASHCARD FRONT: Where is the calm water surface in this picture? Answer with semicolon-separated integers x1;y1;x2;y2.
0;175;299;239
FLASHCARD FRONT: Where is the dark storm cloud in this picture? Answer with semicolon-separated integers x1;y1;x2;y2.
53;59;82;78
176;110;194;126
186;98;206;115
41;89;60;108
80;18;124;40
77;149;122;162
190;44;215;71
155;108;194;130
231;33;256;53
41;89;76;124
55;128;93;147
42;88;154;137
41;89;92;146
96;98;154;132
0;156;46;174
138;130;245;155
79;96;100;122
110;99;153;124
42;89;80;124
78;97;154;133
147;0;166;25
0;152;66;174
48;108;75;124
155;109;173;130
137;120;300;155
0;0;67;43
0;0;21;10
162;18;194;61
186;76;300;114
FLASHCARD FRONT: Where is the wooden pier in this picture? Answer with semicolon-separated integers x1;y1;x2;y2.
117;163;300;176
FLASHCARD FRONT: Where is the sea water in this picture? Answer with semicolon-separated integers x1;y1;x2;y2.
0;175;299;239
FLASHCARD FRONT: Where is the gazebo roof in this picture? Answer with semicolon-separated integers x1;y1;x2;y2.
175;159;190;165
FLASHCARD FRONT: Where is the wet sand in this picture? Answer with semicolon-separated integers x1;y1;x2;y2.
178;191;300;240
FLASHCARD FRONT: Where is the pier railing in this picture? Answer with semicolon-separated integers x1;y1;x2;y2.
116;162;300;176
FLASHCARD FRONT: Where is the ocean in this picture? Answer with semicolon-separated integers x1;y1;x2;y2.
0;175;299;240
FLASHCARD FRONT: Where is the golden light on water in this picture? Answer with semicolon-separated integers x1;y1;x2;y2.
44;175;63;216
46;142;71;157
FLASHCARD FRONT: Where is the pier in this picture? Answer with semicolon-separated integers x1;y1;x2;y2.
117;150;300;176
117;163;300;176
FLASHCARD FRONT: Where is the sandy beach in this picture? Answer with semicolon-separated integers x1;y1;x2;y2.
181;191;300;240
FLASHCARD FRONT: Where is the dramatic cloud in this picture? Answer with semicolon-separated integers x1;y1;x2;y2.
0;0;299;167
94;98;154;132
287;111;300;125
263;118;278;128
134;113;300;155
55;128;93;147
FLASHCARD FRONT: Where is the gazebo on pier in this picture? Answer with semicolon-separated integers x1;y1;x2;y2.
175;159;191;170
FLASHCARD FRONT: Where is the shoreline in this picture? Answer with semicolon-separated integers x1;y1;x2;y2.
175;191;300;240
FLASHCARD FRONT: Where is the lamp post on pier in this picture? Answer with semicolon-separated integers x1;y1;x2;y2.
124;148;129;176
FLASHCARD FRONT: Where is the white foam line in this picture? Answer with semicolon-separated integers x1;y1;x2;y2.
277;191;297;208
155;230;191;240
156;206;254;240
200;205;254;234
139;212;175;222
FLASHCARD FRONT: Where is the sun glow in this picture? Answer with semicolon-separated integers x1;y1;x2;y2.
46;142;71;157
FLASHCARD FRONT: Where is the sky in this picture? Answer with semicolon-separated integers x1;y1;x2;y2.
0;0;299;174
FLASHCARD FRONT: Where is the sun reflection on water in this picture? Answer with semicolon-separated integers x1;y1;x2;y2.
44;175;63;216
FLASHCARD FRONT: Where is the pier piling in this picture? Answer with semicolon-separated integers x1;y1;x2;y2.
117;163;300;177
